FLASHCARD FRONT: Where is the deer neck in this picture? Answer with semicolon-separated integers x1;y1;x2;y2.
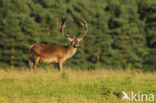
65;45;77;59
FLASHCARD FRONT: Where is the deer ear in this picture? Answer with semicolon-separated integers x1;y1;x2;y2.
67;37;74;41
77;38;83;42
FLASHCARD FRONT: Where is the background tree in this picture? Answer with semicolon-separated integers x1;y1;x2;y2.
138;0;156;70
0;0;155;70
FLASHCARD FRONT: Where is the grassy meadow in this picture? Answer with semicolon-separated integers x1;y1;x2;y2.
0;68;156;103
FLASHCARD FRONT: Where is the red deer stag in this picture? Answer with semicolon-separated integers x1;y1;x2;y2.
30;21;88;71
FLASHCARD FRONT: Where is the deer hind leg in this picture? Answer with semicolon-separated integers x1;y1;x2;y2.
28;59;34;71
34;55;40;72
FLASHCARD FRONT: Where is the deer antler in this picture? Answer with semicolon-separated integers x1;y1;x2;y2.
57;22;62;32
78;20;88;38
57;22;72;39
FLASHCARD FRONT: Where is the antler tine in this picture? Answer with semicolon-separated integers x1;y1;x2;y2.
61;22;66;35
79;20;88;38
84;20;88;29
80;21;85;28
57;22;62;32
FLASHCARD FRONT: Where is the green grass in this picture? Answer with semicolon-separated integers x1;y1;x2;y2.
0;68;156;103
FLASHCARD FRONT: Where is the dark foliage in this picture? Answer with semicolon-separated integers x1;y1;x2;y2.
0;0;155;70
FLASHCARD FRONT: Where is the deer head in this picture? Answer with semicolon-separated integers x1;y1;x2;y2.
57;21;88;48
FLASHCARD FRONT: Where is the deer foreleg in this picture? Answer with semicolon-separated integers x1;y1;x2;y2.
58;59;63;71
